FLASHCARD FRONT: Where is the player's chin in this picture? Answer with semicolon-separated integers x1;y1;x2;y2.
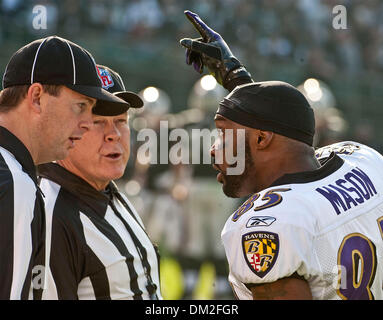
221;176;243;198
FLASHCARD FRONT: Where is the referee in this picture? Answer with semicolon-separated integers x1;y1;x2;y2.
38;65;162;300
0;37;128;299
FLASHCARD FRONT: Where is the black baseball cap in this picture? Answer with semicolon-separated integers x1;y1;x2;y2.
1;36;129;116
93;64;143;115
217;81;315;146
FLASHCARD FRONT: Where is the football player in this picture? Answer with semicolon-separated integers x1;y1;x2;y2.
180;11;383;300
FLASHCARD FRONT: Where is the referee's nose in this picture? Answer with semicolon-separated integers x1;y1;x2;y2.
105;121;122;142
78;118;91;135
76;101;94;136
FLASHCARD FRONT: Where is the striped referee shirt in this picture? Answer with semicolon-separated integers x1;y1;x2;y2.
0;126;45;300
38;163;162;300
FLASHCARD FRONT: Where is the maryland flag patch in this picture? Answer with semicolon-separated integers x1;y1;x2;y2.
242;231;279;278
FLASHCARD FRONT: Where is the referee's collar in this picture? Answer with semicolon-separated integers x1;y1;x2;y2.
37;162;116;217
0;126;37;183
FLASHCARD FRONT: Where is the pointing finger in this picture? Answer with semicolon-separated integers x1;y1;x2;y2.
184;10;219;42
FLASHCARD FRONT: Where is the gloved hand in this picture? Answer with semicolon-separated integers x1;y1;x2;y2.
180;10;253;91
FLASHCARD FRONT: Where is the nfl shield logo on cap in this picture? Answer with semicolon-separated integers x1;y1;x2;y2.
97;66;115;90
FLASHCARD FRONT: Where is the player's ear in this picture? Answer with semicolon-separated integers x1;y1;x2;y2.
254;130;273;150
27;83;44;114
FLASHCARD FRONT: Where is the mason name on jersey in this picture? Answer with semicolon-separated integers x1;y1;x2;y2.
316;167;377;215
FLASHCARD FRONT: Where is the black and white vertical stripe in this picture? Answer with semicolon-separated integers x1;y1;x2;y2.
39;164;161;300
0;127;45;300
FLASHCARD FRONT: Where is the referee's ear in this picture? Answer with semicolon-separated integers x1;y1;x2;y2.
27;83;44;114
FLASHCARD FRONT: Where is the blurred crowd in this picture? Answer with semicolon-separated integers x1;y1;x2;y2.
3;0;383;72
1;0;382;299
1;0;382;145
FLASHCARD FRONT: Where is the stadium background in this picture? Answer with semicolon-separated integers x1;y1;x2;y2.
1;0;382;299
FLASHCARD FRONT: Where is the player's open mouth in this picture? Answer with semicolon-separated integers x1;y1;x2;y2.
216;172;224;183
212;164;225;183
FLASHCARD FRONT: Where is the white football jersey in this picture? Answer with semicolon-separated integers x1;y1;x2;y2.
221;141;383;300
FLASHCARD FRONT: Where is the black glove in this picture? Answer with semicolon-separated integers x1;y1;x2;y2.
180;10;253;91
